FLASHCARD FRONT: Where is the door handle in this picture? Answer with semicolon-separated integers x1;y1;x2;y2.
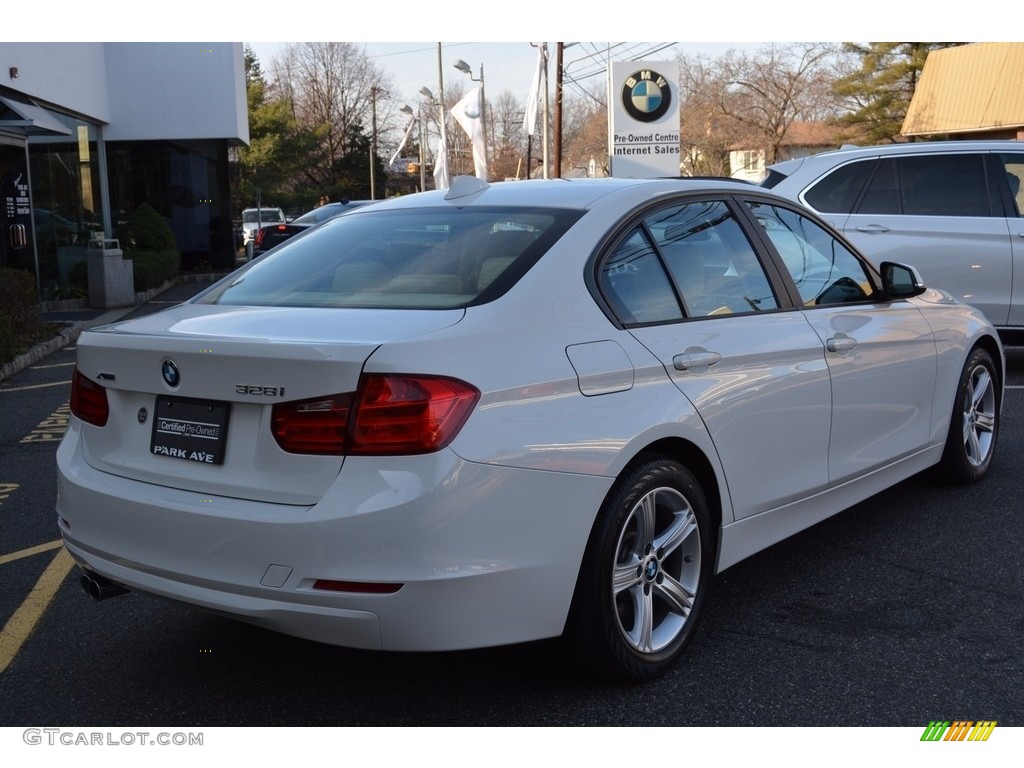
673;351;721;371
854;224;891;234
9;223;28;249
827;336;857;353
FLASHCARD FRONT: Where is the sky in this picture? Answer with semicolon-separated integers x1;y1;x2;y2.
248;42;757;109
17;0;993;103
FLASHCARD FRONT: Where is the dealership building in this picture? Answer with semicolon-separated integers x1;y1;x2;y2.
0;42;248;295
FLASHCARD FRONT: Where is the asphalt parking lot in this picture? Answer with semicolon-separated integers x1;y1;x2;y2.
1;284;1022;728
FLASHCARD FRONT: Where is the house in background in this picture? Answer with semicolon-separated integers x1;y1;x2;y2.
0;43;248;297
903;42;1024;140
728;121;847;183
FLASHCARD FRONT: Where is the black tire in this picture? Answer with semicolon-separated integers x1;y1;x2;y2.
939;347;1000;484
568;456;713;682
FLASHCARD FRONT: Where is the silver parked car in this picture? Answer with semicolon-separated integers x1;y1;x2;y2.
763;140;1024;331
59;176;1003;681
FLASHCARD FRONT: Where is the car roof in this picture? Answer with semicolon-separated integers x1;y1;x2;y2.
363;176;763;212
768;139;1024;174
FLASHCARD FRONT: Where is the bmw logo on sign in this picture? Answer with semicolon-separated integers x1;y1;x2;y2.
162;360;180;388
621;69;672;122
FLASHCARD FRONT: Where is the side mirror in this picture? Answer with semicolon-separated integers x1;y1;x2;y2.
880;261;927;299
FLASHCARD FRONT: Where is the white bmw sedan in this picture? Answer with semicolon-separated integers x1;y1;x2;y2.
58;176;1003;681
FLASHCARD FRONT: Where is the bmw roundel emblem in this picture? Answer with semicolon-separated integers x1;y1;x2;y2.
621;69;672;123
162;360;180;388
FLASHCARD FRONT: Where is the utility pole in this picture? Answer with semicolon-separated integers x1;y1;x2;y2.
554;43;564;178
369;86;378;200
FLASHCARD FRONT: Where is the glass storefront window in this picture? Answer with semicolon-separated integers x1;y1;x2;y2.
28;117;103;297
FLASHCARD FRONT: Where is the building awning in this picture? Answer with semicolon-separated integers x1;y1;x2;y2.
902;43;1024;137
0;94;73;136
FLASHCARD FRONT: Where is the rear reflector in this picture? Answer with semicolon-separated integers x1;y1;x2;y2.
312;579;403;594
70;369;110;427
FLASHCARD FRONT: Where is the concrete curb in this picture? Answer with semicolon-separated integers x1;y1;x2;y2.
0;321;86;383
0;273;228;384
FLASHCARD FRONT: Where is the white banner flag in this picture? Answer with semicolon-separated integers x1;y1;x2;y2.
433;133;449;190
523;43;547;137
450;86;488;181
389;115;417;168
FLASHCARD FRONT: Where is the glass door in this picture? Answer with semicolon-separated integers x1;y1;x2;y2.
0;138;35;276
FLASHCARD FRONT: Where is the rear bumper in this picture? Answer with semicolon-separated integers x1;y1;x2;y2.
56;425;611;651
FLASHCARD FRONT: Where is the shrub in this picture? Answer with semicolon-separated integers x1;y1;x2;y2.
0;314;13;364
129;250;181;292
0;267;46;365
117;203;178;253
0;267;42;340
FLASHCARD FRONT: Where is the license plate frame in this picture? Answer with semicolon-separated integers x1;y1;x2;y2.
150;395;230;465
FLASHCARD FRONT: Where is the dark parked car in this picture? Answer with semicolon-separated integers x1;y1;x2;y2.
252;200;375;256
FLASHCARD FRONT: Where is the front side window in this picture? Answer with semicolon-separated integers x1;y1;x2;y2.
749;202;876;306
996;153;1024;217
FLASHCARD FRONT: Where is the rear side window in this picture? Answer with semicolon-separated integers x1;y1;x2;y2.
997;153;1024;217
896;154;990;216
205;207;582;309
599;199;780;325
804;159;876;213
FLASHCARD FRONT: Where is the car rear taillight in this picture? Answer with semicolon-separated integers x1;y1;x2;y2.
70;368;109;426
271;374;479;456
271;394;353;455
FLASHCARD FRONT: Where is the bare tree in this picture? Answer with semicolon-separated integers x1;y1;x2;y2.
675;43;844;175
676;50;744;176
489;89;527;181
267;42;395;194
560;85;609;177
718;43;842;165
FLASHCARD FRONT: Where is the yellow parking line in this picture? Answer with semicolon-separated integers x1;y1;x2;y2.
0;539;64;566
0;380;71;393
0;547;75;675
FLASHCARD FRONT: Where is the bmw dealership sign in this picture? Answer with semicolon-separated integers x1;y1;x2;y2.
609;61;681;178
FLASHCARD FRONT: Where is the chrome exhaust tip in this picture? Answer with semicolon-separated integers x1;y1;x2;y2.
79;570;130;601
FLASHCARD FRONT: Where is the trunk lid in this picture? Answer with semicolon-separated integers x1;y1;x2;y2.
74;304;464;505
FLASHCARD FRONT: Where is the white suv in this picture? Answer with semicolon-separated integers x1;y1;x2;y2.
763;140;1024;330
239;207;286;249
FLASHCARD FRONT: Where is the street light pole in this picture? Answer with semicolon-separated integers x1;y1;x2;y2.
420;86;442;189
453;58;487;175
400;103;426;192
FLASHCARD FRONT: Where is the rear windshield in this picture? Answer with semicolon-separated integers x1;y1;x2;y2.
203;206;584;309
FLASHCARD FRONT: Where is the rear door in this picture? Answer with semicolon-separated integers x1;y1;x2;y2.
995;151;1024;327
833;152;1012;326
599;197;833;520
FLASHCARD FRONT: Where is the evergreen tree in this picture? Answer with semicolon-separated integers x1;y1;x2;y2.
833;43;965;143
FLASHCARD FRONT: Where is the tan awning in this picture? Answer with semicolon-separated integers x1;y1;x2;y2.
903;43;1024;136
